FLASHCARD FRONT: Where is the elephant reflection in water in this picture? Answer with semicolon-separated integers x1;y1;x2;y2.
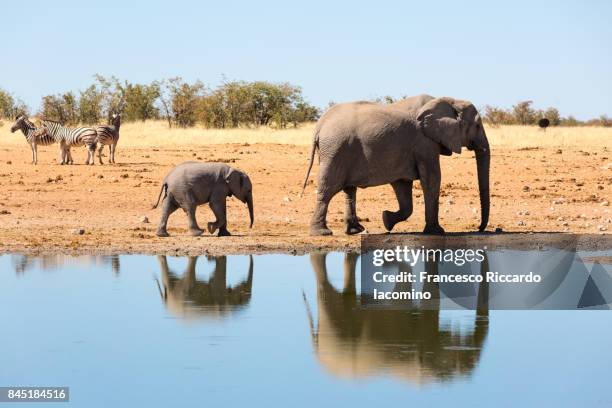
305;252;489;384
156;255;253;319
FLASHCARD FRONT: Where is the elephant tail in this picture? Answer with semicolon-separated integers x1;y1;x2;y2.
302;290;318;346
300;128;319;197
152;182;168;209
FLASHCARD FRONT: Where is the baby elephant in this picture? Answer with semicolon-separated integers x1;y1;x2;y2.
153;162;254;237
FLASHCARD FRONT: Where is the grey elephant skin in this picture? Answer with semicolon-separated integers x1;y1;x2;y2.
302;96;490;235
153;162;254;237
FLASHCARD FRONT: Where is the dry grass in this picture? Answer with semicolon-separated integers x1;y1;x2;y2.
0;119;315;147
485;125;611;148
1;119;609;148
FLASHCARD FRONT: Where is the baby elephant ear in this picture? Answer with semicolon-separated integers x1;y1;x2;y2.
419;113;463;154
225;169;243;197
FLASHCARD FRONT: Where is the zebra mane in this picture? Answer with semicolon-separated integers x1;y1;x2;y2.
22;117;36;130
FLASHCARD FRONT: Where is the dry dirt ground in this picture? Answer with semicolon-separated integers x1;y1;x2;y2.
0;136;610;255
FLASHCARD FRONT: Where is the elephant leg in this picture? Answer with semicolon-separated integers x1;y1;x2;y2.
156;197;178;237
383;180;413;231
418;158;445;235
208;195;230;237
310;187;339;236
343;186;365;235
343;252;358;294
186;203;204;236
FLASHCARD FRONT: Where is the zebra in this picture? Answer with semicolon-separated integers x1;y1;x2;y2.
10;115;57;164
41;120;98;165
95;112;121;164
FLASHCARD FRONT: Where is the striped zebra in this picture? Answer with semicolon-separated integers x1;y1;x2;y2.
95;112;121;164
41;120;98;165
10;115;56;165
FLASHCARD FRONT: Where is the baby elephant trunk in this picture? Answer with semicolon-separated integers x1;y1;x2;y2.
246;192;254;228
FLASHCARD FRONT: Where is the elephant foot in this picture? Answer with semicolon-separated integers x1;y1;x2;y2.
218;228;231;237
207;222;218;234
156;229;170;237
310;225;333;236
345;219;365;235
382;210;397;232
423;224;445;235
189;228;204;237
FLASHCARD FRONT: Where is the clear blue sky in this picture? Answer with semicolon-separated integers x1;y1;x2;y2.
2;0;610;119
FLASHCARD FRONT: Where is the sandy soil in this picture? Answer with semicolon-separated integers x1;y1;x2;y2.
0;140;609;255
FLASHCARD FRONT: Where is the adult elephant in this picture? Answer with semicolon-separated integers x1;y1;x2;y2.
303;252;489;383
301;96;490;235
155;255;253;320
391;93;435;116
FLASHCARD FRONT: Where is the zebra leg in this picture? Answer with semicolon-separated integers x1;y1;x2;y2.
110;143;116;164
88;144;96;165
59;143;66;165
156;197;178;237
30;143;36;165
98;144;104;165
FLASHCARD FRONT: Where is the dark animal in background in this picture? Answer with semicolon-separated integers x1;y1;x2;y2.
538;118;550;129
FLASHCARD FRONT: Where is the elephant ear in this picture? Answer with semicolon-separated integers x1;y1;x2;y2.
225;169;243;197
419;113;463;154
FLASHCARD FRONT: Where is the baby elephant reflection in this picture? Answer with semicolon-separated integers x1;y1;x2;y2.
305;252;489;384
156;255;253;320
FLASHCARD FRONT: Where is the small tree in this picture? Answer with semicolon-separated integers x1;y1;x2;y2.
483;105;513;126
123;82;160;122
198;91;227;128
0;88;28;119
543;107;561;126
290;101;319;126
78;85;103;124
40;92;78;124
158;77;205;128
94;74;125;122
512;100;536;125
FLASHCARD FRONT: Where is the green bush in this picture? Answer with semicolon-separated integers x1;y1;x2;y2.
41;92;78;124
0;88;28;119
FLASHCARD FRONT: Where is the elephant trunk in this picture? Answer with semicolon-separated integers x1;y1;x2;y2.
474;131;490;232
246;192;254;228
